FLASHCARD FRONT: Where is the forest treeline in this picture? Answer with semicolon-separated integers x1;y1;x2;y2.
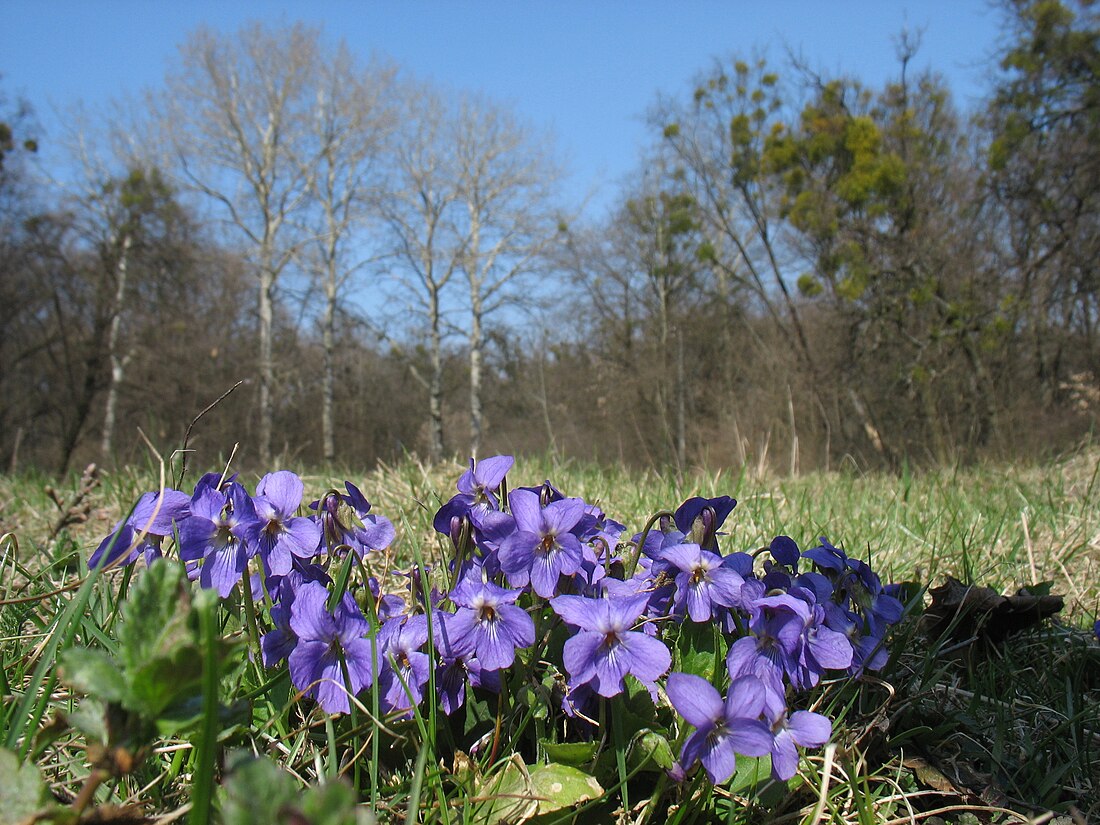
2;0;1098;476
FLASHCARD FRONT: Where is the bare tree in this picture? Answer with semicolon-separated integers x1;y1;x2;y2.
378;84;464;462
452;95;565;457
67;134;167;460
158;22;323;465
653;58;813;370
304;49;397;464
565;164;707;469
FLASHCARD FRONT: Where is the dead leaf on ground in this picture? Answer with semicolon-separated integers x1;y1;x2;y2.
919;576;1064;644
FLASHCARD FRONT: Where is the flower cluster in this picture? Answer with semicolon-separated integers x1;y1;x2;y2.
93;456;905;788
90;471;395;713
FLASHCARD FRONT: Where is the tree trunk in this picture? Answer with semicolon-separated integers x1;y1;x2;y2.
258;259;275;467
100;232;132;463
60;323;107;476
469;304;483;459
322;271;337;464
429;286;444;463
675;325;686;471
321;208;340;465
848;388;891;464
467;212;484;459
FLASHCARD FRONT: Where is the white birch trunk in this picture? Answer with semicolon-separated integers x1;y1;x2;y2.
469;303;483;459
258;259;275;467
467;213;484;459
429;284;444;462
322;269;337;464
100;232;132;461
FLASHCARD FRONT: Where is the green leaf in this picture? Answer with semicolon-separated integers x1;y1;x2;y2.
117;560;192;675
476;754;537;825
218;751;298;825
0;748;52;825
113;564;241;727
1020;580;1055;597
67;698;110;744
622;677;660;726
154;695;251;738
300;780;368;825
674;621;725;683
127;641;206;717
540;740;599;767
59;648;130;704
528;763;603;815
515;683;549;720
727;754;773;797
797;272;824;297
628;730;675;773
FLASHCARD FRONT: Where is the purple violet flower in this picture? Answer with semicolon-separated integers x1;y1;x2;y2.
823;602;889;675
464;508;517;573
673;496;737;551
769;535;801;568
725;588;810;692
378;614;431;716
516;479;566;506
261;565;332;668
262;585;298;668
313;482;395;557
728;587;853;691
802;537;847;573
760;686;832;781
457;455;514;506
498;489;586;597
796;602;855;689
179;481;260;598
659;543;746;621
576;504;625;552
844;559;905;633
432;455;514;534
89;488;191;569
667;672;773;784
249;471;321;576
444;575;534;670
433;611;501;715
550;593;671;697
287;581;377;715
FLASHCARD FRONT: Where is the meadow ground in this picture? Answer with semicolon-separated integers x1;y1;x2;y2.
1;450;1098;823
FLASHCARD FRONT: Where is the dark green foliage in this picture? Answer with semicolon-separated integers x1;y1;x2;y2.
219;751;370;825
0;747;50;825
60;561;244;774
672;616;727;684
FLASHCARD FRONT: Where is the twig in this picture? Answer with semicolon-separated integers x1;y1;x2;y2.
174;380;244;489
880;803;1034;825
0;579;84;606
45;464;100;541
153;803;193;824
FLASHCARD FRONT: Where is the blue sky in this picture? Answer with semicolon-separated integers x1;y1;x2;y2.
3;1;1005;217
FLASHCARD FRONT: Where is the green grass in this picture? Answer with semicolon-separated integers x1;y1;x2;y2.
1;450;1098;823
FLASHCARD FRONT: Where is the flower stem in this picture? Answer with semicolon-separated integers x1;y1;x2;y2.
628;510;675;578
189;591;221;825
239;566;264;679
487;688;505;767
71;769;107;817
339;652;361;790
328;545;356;611
611;696;630;814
